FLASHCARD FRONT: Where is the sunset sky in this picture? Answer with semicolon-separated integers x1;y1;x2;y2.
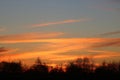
0;0;120;66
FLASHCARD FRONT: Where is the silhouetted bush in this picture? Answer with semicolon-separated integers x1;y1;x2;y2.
0;61;22;73
30;58;48;73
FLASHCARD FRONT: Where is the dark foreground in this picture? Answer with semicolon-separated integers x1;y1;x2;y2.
0;58;120;80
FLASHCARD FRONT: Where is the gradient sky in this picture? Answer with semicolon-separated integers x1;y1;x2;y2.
0;0;120;66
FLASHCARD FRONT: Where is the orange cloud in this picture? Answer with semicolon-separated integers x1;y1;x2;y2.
3;48;119;64
31;19;89;28
0;47;8;53
0;37;120;65
0;47;18;55
0;49;86;64
0;37;119;53
0;32;64;44
0;36;120;59
90;50;120;59
1;34;119;45
91;39;120;48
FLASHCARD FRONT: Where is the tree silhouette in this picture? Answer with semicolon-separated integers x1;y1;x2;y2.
30;57;48;73
0;57;120;80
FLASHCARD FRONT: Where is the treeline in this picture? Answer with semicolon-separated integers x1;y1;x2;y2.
0;57;120;80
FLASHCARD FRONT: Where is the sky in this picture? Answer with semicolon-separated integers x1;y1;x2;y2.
0;0;120;66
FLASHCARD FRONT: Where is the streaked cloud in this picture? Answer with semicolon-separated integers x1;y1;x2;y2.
0;32;119;64
91;39;120;48
0;32;64;44
102;7;120;12
0;50;80;63
98;30;120;36
0;34;120;54
0;33;119;63
109;0;120;3
105;0;120;11
90;50;120;59
0;38;120;63
91;5;120;12
0;34;120;49
0;34;117;44
31;19;89;28
1;48;120;64
0;47;8;53
0;27;6;32
0;47;18;55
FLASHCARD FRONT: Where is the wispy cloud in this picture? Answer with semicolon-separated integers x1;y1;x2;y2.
0;47;18;55
0;34;120;48
91;38;120;48
1;47;120;64
89;50;120;59
0;38;120;64
0;47;8;53
0;33;119;61
0;33;120;49
106;0;120;11
0;50;81;63
91;5;120;12
98;30;120;36
0;32;64;44
109;0;120;3
0;35;108;44
104;8;120;12
31;19;89;28
0;27;6;32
